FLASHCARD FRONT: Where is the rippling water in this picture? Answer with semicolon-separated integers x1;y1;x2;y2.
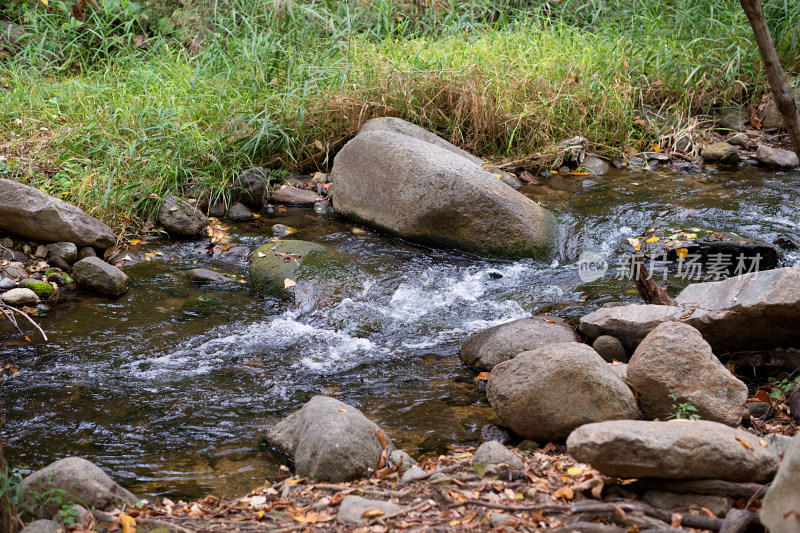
3;166;799;497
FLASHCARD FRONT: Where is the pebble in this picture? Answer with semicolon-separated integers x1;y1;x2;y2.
1;288;40;306
0;277;15;289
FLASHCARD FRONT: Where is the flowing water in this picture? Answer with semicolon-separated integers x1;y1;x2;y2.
3;166;800;497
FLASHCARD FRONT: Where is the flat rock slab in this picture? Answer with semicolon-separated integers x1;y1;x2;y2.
487;342;638;441
0;178;114;248
580;304;684;352
567;420;778;483
337;495;402;525
271;186;322;205
460;316;578;371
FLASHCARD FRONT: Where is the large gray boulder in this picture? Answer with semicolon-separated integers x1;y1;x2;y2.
761;435;800;533
330;130;557;259
675;266;800;352
580;304;684;352
157;195;209;237
72;257;129;296
702;142;740;165
265;396;391;482
248;239;328;298
628;322;747;426
0;179;114;248
21;457;137;519
486;343;638;441
460;316;579;371
756;145;799;169
567;420;779;482
358;117;483;166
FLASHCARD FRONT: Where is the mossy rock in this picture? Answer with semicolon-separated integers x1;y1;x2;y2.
248;240;329;298
45;269;74;284
24;280;55;298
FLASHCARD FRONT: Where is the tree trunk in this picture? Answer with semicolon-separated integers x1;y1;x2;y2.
740;0;800;159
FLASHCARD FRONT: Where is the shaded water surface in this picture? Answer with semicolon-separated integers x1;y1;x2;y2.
3;166;800;497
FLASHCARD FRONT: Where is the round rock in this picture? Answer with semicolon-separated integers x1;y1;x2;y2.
72;257;129;296
157;195;210;237
1;288;39;306
592;335;628;363
702;142;740;165
486;342;639;441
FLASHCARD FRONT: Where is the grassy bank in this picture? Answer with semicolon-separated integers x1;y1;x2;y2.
1;0;799;233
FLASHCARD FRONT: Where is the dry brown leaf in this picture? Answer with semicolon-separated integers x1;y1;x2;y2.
552;486;574;500
361;509;385;518
475;372;491;381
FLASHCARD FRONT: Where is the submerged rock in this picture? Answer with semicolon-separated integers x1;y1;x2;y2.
627;322;747;426
761;435;800;533
189;269;234;284
21;457;137;519
0;179;114;249
331;129;557;259
265;396;391;482
73;257;129;296
248;239;328;298
157;195;209;237
460;316;578;371
567;420;778;482
486;343;638;441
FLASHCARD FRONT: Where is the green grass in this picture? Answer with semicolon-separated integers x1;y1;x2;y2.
1;0;799;233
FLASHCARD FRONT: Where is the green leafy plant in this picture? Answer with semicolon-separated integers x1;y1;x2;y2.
770;376;800;402
667;390;700;421
58;502;81;526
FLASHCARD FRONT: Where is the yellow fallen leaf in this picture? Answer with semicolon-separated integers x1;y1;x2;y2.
736;437;754;450
118;513;136;533
553;486;574;500
475;372;491;381
362;509;385;518
646;236;659;243
675;248;689;260
338;408;348;412
284;278;296;288
567;466;587;476
252;213;261;219
626;237;640;249
129;239;141;245
255;510;265;520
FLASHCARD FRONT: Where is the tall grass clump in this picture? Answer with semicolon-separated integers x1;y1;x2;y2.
1;0;800;232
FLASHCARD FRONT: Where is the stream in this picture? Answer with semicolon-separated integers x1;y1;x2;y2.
3;166;800;498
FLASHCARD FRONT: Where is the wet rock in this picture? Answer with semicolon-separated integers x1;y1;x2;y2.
487;343;638;441
248;239;328;298
580;304;684;352
215;245;250;265
271;185;322;206
0;178;115;248
189;269;234;284
46;241;77;263
643;491;733;517
761;435;800;533
675;266;800;352
226;201;253;221
21;457;137;519
488;167;524;188
727;132;750;147
77;246;97;260
24;281;55;299
756;145;799;169
35;245;48;259
702;142;740;165
208;200;226;219
73;257;129;296
232;167;268;209
265;396;391;482
716;106;748;132
566;420;778;482
460;316;579;371
157;195;209;237
1;288;39;306
480;423;513;445
20;520;62;533
389;450;417;472
358;116;483;166
331;130;556;259
337;495;401;526
2;261;28;280
46;273;66;286
628;322;747;426
472;441;524;471
0;277;14;289
592;335;627;363
272;224;295;237
579;155;610;175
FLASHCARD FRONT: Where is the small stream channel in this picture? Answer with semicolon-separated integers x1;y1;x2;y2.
3;166;800;498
